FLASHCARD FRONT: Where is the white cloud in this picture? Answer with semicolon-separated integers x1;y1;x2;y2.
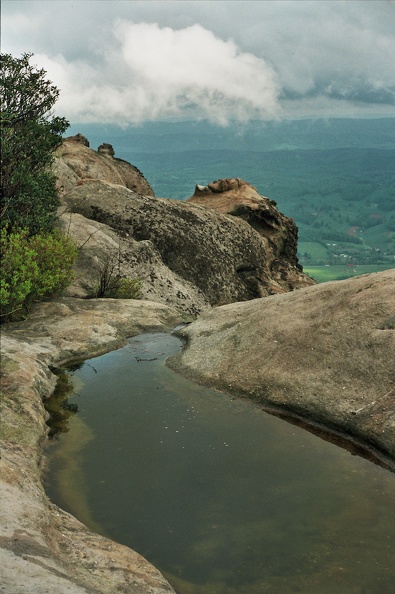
2;1;394;121
34;21;280;125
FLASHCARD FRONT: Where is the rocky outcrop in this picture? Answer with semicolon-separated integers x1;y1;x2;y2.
4;136;392;594
55;138;314;315
97;142;115;157
54;134;154;196
58;211;208;317
0;136;326;592
169;269;395;466
188;177;302;283
0;298;181;594
1;273;394;594
61;179;313;311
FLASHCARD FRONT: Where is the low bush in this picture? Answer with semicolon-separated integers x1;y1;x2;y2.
91;274;142;300
0;228;77;322
109;277;142;299
89;248;142;299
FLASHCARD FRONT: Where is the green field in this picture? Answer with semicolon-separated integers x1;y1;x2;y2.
303;264;394;283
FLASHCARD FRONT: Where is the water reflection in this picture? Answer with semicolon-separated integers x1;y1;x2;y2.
45;368;79;438
45;333;395;594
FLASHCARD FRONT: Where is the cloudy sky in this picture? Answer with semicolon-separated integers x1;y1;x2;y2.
2;0;395;125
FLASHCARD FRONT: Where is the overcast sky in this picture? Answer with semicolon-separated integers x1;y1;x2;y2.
2;1;395;125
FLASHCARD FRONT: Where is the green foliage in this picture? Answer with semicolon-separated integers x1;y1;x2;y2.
303;264;393;283
89;249;142;299
110;277;142;299
0;228;77;321
0;228;37;318
44;369;79;439
1;52;69;234
92;274;142;299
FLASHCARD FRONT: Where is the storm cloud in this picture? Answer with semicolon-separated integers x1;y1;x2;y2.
2;0;394;122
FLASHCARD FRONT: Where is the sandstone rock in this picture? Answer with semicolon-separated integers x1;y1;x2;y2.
5;134;391;594
2;275;394;593
188;177;302;278
62;180;313;309
67;132;90;147
0;299;181;594
56;141;313;315
54;135;154;196
97;142;115;157
58;211;208;317
169;269;395;466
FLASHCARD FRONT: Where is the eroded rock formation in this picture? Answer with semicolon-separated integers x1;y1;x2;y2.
188;177;302;279
1;136;326;592
1;272;394;594
60;178;313;314
54;133;154;196
54;138;314;316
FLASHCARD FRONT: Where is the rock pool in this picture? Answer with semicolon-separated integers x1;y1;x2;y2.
44;332;395;594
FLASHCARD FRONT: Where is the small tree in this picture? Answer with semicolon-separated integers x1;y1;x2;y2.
1;52;69;234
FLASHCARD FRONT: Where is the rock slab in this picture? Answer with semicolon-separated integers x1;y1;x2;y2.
54;134;155;197
169;269;395;465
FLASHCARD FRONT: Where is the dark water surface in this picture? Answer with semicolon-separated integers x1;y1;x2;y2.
44;333;395;594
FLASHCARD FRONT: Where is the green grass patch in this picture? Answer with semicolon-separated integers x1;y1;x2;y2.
304;264;394;283
298;242;329;261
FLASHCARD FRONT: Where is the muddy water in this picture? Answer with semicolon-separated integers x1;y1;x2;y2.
44;333;395;594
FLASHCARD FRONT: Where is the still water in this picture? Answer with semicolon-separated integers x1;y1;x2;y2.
44;333;395;594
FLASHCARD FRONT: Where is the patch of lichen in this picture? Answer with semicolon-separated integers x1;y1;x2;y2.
0;355;20;374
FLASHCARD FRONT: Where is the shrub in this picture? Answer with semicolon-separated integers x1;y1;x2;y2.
109;277;142;299
0;228;77;322
1;52;69;234
89;248;142;299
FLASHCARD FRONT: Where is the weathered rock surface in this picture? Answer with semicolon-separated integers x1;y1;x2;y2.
61;179;313;311
54;134;154;197
58;211;208;317
169;269;395;466
0;299;181;594
188;177;303;287
55;138;313;316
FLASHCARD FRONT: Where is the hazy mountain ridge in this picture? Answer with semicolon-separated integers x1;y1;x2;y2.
68;118;395;152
